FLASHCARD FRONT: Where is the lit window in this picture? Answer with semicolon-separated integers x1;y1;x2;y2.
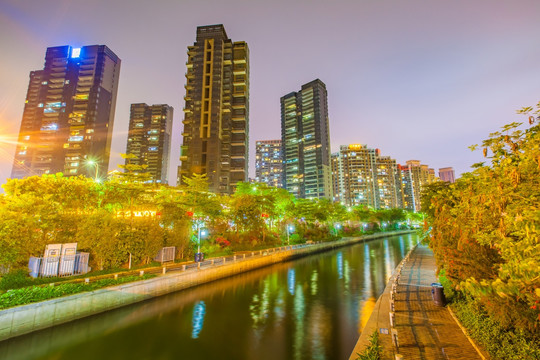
68;136;84;142
42;81;48;85
23;135;30;140
148;146;158;151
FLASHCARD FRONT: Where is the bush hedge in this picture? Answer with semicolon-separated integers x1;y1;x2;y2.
451;297;539;360
0;274;155;310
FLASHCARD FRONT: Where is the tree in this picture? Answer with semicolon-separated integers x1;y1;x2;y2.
424;102;540;331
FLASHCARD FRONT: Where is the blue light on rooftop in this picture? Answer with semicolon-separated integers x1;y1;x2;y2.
71;47;81;58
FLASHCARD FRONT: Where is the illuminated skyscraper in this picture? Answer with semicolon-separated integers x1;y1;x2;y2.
439;167;455;183
255;140;283;188
125;103;173;184
11;45;121;180
178;24;249;194
281;79;332;200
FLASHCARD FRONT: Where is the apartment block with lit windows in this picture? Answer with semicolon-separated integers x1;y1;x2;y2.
178;24;249;194
331;144;378;207
125;103;173;184
255;140;283;188
376;155;400;209
398;160;435;212
11;45;120;180
281;79;332;200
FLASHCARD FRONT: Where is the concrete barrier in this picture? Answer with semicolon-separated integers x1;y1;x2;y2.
0;230;415;341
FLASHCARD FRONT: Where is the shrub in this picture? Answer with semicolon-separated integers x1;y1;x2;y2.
355;330;381;360
0;274;155;310
451;297;539;360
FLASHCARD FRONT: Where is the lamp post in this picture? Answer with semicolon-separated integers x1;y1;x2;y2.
87;159;99;182
286;225;294;245
196;221;207;262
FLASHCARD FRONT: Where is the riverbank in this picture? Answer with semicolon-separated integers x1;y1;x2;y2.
350;244;487;360
0;230;414;342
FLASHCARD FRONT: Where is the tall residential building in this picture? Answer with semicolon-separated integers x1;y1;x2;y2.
178;24;249;194
439;167;455;183
332;144;377;207
12;45;121;180
332;144;401;209
281;79;332;200
255;140;283;188
399;160;434;212
398;164;415;211
125;103;173;184
376;155;400;209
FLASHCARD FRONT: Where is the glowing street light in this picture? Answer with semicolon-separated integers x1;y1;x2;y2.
286;224;294;245
86;159;99;182
196;221;208;261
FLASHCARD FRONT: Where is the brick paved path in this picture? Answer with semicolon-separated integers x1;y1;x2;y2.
393;244;484;360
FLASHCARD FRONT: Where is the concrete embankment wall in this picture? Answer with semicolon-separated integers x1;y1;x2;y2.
0;230;414;341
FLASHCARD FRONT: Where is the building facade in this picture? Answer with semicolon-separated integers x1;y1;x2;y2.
255;140;283;188
439;167;455;183
281;79;332;200
125;103;173;184
12;45;121;180
178;24;249;194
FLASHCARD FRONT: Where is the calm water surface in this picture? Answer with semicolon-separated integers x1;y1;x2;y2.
0;233;418;360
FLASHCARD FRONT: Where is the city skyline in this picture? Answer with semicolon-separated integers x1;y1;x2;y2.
1;0;540;187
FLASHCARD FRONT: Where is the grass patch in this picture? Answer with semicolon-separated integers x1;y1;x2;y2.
0;274;155;310
355;330;381;360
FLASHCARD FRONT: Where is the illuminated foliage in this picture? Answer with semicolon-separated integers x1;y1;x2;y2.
424;102;540;331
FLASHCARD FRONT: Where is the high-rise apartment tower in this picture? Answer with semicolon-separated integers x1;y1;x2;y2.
125;103;173;184
281;79;332;200
178;24;249;194
255;140;283;188
12;45;121;180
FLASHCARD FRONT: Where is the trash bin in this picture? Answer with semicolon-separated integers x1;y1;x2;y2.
431;282;446;306
195;252;204;262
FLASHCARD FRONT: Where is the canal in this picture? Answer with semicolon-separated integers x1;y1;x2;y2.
0;233;418;360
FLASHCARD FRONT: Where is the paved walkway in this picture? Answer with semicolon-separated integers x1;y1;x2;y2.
350;244;486;360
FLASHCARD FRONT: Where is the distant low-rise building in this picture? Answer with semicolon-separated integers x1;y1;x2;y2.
439;167;456;183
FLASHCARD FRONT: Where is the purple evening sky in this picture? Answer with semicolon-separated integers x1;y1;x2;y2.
0;0;539;186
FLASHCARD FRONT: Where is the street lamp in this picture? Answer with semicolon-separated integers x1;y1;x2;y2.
286;224;294;245
86;159;99;182
196;221;207;262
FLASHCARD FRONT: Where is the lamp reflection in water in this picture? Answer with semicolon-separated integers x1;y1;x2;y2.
191;301;206;339
337;252;344;280
287;268;295;296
